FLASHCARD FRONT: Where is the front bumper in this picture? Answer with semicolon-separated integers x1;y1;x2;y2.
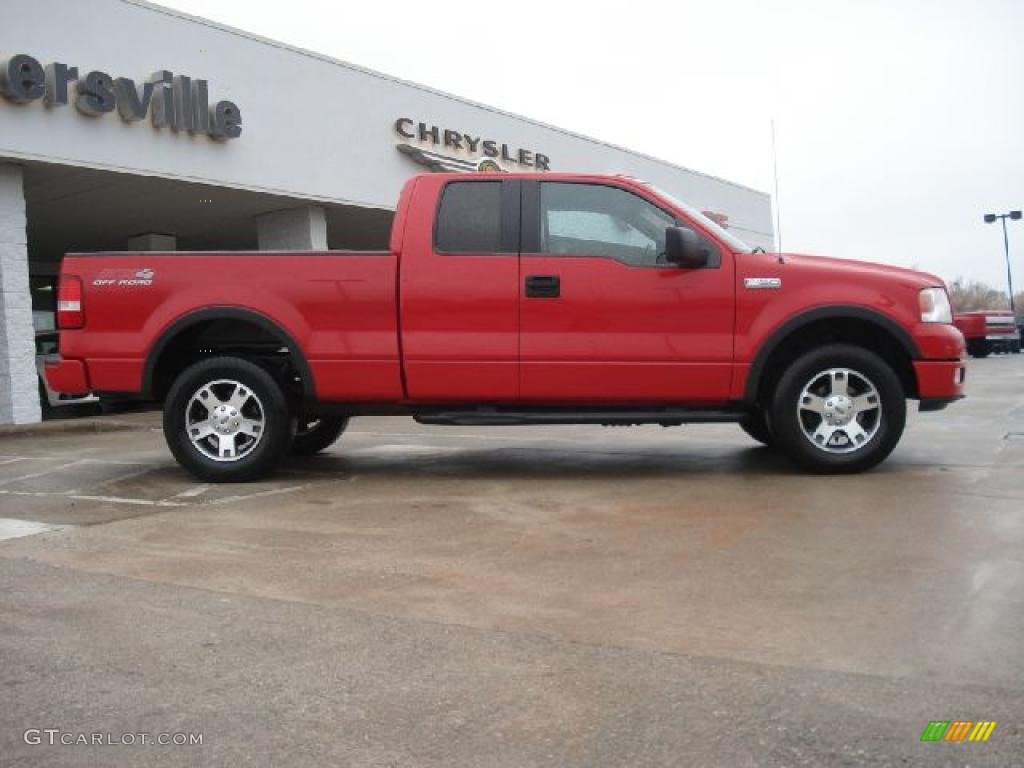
44;358;90;395
913;358;966;405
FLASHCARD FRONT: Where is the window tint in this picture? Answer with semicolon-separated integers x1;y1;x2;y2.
436;181;503;253
540;182;676;266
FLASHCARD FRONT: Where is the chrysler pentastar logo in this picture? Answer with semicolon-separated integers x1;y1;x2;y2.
394;117;550;173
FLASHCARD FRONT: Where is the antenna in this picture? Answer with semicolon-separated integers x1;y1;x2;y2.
771;117;784;262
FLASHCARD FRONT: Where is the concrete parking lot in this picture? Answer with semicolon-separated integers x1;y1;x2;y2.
1;356;1023;766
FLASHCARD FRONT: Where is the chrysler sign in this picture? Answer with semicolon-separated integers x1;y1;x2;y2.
395;117;550;173
0;53;241;140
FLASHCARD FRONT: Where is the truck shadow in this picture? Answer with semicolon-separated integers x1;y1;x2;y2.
277;443;802;482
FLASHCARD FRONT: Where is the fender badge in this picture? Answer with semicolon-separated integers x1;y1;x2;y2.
744;277;782;289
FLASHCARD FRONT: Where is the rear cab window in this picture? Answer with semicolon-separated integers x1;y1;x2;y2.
435;181;503;253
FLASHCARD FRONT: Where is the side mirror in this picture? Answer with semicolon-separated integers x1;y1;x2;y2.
664;226;709;268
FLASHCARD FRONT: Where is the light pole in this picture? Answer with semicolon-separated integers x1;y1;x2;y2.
984;210;1021;313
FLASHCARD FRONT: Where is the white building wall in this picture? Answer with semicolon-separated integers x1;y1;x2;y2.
0;0;772;246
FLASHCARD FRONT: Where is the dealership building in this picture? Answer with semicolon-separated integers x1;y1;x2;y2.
0;0;774;424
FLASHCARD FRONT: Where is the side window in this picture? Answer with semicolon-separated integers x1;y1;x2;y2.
435;181;502;253
540;182;676;266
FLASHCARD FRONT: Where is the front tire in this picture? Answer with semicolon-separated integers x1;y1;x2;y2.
290;416;349;455
163;357;293;482
769;345;906;474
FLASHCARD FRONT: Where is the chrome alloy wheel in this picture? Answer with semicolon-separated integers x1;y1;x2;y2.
185;379;266;462
796;367;881;454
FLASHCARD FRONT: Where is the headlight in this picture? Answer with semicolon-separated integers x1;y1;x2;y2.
919;287;952;323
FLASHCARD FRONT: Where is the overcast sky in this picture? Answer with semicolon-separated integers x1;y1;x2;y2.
158;0;1024;290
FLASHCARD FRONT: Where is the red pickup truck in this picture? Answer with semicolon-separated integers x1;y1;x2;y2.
953;310;1021;357
45;173;966;481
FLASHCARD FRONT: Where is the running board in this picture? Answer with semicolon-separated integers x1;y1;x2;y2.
413;408;744;427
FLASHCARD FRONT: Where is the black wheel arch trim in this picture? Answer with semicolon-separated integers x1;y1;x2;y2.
142;306;315;402
743;305;922;403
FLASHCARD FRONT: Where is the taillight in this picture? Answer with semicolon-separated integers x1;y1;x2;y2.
57;275;84;329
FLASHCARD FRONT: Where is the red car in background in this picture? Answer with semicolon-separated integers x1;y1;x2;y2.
953;310;1021;357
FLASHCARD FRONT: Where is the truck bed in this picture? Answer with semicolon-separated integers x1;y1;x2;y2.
59;251;403;401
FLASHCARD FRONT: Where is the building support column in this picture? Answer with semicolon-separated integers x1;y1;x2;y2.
256;206;328;251
0;163;40;424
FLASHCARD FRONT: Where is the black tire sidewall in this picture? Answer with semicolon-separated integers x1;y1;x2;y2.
290;416;349;455
739;412;775;447
37;379;54;419
770;345;906;474
163;357;293;482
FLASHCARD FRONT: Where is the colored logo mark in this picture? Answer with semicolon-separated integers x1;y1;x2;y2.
920;720;997;742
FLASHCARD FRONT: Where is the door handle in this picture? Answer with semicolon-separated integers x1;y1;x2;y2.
525;275;560;298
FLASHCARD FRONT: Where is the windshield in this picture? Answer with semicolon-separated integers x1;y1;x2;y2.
645;184;754;253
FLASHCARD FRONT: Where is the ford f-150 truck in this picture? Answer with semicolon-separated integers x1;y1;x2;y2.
45;173;966;481
953;310;1021;357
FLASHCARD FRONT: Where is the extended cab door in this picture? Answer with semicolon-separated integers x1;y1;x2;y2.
519;180;735;402
399;175;521;401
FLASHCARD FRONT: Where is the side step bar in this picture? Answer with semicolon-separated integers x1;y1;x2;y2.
413;408;745;427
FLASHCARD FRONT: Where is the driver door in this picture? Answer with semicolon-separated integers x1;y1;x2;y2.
518;180;735;402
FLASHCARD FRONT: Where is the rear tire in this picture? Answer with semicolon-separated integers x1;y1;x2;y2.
769;345;905;474
739;411;775;447
290;416;349;455
163;357;293;482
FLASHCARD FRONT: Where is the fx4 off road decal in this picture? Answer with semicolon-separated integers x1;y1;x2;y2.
92;268;155;287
